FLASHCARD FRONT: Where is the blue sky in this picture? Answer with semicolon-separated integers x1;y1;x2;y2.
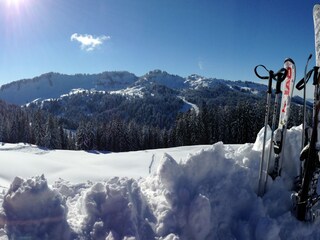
0;0;318;91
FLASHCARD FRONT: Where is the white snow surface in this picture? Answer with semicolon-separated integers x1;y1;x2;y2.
0;125;319;239
110;86;145;98
178;97;200;115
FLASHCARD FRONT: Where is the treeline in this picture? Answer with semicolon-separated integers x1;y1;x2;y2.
174;100;307;145
0;101;73;149
0;99;308;152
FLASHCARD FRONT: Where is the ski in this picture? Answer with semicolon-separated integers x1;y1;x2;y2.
270;58;296;179
295;54;313;189
254;64;287;197
295;4;320;221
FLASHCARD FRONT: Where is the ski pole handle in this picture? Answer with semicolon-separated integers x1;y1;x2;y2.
296;55;314;90
254;65;273;93
273;68;287;94
254;65;287;94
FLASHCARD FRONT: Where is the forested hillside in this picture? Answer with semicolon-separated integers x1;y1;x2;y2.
0;96;308;152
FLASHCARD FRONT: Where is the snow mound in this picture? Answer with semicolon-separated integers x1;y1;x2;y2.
141;142;259;239
2;175;72;239
1;125;320;239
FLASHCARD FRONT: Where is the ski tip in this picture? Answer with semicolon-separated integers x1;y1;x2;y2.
284;58;295;64
314;4;320;13
308;54;313;61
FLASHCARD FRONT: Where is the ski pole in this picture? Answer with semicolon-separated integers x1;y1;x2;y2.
255;65;273;197
265;68;287;186
295;55;313;184
296;57;317;179
297;66;320;221
254;65;287;197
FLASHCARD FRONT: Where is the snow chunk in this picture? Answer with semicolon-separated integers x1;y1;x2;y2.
82;177;154;239
161;233;180;239
3;175;72;239
157;153;183;192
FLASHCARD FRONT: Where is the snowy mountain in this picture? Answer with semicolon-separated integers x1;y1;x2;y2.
0;71;138;105
185;74;267;94
0;70;267;105
0;125;318;239
135;69;187;90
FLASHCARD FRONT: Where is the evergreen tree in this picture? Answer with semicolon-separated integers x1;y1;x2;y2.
33;110;45;146
198;103;210;144
59;126;68;149
76;121;89;150
43;115;61;149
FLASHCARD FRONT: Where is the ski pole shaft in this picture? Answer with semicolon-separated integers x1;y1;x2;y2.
254;65;273;197
264;92;280;187
258;93;272;197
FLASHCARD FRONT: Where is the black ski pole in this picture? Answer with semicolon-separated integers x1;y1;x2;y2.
296;66;320;221
302;54;313;150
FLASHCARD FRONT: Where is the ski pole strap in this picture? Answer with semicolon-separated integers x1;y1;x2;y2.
254;65;287;94
296;68;315;90
254;65;270;80
254;65;273;93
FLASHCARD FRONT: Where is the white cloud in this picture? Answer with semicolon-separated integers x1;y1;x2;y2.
71;33;110;51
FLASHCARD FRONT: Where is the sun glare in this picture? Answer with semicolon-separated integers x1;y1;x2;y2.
8;0;21;3
5;0;25;7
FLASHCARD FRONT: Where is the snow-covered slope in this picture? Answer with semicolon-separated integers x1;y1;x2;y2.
0;125;319;239
135;70;187;90
0;71;137;105
185;74;267;93
185;74;225;89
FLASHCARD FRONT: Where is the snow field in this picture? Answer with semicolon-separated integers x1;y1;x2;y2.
0;125;319;239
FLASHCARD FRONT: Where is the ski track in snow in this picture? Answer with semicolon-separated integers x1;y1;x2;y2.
0;126;320;239
179;96;200;115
